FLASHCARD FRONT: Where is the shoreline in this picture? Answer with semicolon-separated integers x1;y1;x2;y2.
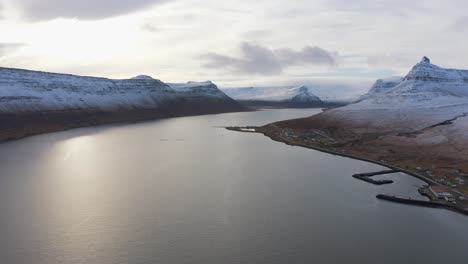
0;107;251;144
233;100;346;110
0;107;330;144
1;104;330;144
227;126;434;184
226;126;468;216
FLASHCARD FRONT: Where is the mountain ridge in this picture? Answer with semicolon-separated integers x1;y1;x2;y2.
0;66;245;141
348;57;468;110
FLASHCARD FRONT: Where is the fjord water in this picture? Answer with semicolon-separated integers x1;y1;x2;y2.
0;109;467;264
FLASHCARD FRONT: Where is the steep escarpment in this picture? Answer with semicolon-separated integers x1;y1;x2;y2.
0;67;244;141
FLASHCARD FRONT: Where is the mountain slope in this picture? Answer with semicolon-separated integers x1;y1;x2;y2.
323;57;468;130
260;57;468;195
356;76;403;102
0;68;176;113
350;57;468;110
0;67;244;141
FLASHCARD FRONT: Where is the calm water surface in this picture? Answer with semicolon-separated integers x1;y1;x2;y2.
0;109;467;264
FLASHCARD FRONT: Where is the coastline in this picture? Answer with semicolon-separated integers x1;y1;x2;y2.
233;100;346;109
227;125;468;216
0;106;251;144
227;126;433;184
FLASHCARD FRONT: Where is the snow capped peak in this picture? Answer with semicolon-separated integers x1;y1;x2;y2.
289;86;322;104
404;56;468;83
132;75;155;80
421;56;431;64
343;58;468;110
297;85;308;93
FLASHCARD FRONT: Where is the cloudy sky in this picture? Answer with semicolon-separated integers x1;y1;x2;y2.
0;0;467;96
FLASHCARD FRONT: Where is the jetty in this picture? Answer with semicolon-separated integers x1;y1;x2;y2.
352;169;399;185
226;126;258;133
376;194;468;216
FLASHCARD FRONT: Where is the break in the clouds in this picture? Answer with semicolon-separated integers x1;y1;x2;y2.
10;0;172;20
204;43;338;76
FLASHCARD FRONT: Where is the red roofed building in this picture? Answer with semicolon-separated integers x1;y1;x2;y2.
429;186;454;201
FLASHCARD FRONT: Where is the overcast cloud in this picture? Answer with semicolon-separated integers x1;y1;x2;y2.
1;0;468;97
8;0;173;20
0;43;23;58
452;16;468;32
330;0;428;15
204;43;338;75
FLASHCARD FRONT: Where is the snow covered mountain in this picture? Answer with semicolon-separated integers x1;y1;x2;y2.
350;56;468;110
0;67;243;141
168;81;232;99
314;56;468;132
224;85;321;102
289;86;322;103
267;57;468;189
223;85;326;108
0;68;237;113
356;76;403;102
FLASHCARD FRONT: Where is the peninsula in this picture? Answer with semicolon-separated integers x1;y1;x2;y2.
229;57;468;214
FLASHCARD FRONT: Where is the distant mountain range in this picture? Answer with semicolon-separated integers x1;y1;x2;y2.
223;85;346;108
0;67;244;141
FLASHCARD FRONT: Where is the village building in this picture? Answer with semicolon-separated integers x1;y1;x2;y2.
428;186;455;202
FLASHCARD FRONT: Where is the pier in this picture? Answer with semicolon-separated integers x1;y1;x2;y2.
352;170;399;185
376;194;468;216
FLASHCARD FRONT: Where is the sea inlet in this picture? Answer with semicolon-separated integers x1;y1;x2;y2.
0;109;467;264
